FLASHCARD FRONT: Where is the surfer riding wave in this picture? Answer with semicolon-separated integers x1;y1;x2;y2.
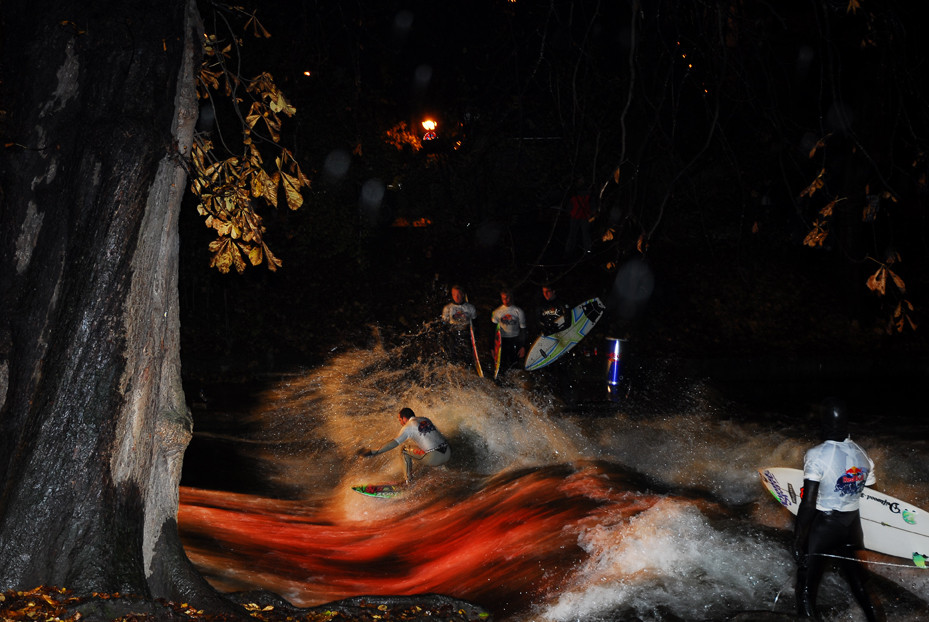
359;407;450;483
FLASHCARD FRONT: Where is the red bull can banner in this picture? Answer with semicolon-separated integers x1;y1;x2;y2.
605;338;627;400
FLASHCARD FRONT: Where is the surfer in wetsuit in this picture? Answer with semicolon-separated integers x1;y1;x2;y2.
531;284;574;395
491;289;527;376
359;408;450;483
793;398;879;621
441;284;478;366
534;285;571;336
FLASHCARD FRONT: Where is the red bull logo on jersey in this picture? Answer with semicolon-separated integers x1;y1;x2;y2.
834;466;868;496
500;314;518;328
417;419;437;435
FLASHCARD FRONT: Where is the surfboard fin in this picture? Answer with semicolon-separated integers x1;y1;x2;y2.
913;552;927;568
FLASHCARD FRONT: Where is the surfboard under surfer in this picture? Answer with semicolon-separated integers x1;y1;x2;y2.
359;408;450;484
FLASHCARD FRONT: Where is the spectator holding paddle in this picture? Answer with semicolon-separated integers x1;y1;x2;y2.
359;408;450;484
793;398;879;621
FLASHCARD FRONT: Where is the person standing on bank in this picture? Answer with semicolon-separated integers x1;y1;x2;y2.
359;408;450;484
564;177;594;257
793;398;879;621
491;288;527;375
441;284;478;366
535;284;571;337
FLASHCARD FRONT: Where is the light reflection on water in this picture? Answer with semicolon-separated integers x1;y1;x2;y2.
180;342;929;621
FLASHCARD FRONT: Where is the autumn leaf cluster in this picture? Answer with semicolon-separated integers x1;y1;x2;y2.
191;13;309;274
800;134;917;333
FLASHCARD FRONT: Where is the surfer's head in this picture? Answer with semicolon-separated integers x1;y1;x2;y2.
399;407;415;423
451;285;465;304
819;397;849;441
542;285;557;301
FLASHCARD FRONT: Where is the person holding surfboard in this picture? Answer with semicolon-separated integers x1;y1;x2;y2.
359;408;450;484
491;288;527;378
793;398;879;621
441;285;480;369
534;285;571;336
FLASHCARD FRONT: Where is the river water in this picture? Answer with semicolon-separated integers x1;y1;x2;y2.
179;331;929;621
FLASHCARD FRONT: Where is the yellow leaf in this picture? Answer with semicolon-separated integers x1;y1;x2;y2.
249;170;267;199
219;221;234;236
262;170;280;207
263;241;282;271
281;172;304;210
807;133;831;159
820;198;839;217
249;143;263;164
802;220;828;247
799;169;825;198
270;91;296;116
208;238;233;274
294;163;311;187
613;166;621;184
866;267;886;295
233;255;246;275
847;0;860;14
247;244;263;266
203;161;222;179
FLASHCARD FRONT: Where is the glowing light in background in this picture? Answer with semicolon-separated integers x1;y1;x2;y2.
422;119;437;141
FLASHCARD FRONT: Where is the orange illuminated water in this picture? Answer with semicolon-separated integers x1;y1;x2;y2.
181;463;662;619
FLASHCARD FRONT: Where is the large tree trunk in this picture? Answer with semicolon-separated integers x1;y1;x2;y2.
0;0;232;611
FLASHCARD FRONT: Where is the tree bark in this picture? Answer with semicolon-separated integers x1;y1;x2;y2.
0;0;234;612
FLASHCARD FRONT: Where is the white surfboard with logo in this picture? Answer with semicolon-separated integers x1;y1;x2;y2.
759;467;929;565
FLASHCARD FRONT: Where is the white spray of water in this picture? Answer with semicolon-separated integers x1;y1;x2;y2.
534;498;794;621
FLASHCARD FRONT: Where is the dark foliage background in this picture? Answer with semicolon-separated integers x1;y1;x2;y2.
179;0;929;379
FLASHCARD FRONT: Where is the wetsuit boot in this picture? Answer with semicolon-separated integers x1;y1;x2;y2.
796;567;821;620
842;559;879;622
